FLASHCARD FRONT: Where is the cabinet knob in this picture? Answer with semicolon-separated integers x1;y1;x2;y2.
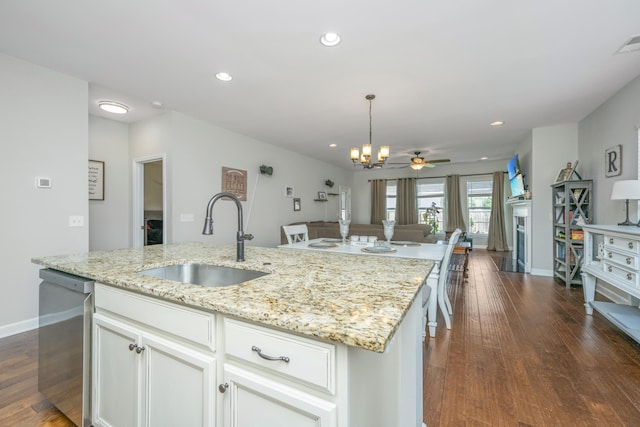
627;273;634;281
610;238;614;244
135;346;146;354
608;266;613;273
629;242;635;249
128;343;137;351
627;257;632;265
218;383;229;393
608;252;612;258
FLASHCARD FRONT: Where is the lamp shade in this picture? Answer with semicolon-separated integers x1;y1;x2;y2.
611;180;640;200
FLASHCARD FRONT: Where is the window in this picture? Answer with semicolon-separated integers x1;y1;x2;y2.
467;180;492;235
385;179;445;230
417;180;445;232
385;181;396;220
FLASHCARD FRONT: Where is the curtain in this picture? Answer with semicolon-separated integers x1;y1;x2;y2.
396;178;418;225
487;171;509;251
446;175;466;231
370;179;387;224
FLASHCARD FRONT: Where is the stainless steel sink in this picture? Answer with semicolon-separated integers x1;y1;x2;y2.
138;263;269;287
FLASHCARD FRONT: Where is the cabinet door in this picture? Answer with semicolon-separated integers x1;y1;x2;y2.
93;313;141;427
222;364;336;427
142;333;216;427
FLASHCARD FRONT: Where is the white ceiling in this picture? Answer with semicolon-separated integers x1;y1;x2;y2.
2;0;640;169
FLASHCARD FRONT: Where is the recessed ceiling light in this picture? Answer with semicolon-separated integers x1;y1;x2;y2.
216;72;233;82
481;157;488;160
490;120;505;126
320;32;341;47
98;101;129;114
150;101;163;108
329;143;337;148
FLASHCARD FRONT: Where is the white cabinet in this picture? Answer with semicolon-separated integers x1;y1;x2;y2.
221;364;336;427
582;225;640;344
92;285;216;427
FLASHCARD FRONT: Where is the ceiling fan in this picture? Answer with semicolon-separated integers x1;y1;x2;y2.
390;151;451;170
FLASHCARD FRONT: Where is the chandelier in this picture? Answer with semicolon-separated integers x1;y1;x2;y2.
350;94;390;169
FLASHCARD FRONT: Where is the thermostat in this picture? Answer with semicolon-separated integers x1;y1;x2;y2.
36;177;52;188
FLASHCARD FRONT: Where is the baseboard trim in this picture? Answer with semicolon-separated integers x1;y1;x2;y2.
0;317;38;339
530;268;554;277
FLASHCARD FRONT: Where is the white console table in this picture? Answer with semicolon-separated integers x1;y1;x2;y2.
582;224;640;343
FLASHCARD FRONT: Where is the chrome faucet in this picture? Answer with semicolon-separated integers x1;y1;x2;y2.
202;192;253;262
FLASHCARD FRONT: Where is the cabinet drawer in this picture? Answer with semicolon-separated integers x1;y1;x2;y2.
95;284;215;351
224;318;336;393
604;249;640;270
605;235;640;254
603;262;640;288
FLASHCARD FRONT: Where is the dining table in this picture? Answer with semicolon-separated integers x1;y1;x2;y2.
278;237;448;338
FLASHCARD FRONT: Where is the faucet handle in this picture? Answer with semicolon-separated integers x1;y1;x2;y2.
244;233;254;240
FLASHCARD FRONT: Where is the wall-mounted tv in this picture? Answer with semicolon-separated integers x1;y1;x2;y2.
507;154;521;179
508;154;525;197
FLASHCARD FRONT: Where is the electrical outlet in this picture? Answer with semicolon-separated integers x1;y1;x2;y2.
69;216;84;227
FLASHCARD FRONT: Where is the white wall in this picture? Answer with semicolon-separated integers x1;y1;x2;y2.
89;115;130;250
0;53;88;336
579;74;640;225
578;74;640;301
530;123;579;275
130;112;353;248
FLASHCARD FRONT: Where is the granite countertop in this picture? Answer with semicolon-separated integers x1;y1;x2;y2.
32;242;434;353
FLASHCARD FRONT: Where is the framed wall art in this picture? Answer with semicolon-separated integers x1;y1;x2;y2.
89;160;104;200
293;197;301;211
605;145;621;177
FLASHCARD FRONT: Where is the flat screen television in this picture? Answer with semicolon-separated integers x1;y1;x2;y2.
509;174;525;197
507;154;521;179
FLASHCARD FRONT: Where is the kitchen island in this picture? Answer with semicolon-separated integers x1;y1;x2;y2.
33;242;434;427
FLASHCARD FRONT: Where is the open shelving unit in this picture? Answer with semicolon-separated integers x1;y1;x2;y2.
551;179;593;288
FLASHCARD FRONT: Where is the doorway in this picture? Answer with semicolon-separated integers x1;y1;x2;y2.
133;155;167;247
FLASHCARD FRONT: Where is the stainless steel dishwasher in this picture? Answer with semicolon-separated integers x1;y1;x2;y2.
38;268;94;427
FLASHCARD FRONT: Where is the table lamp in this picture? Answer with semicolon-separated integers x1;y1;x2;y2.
610;180;640;226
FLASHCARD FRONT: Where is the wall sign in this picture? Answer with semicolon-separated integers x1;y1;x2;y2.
605;145;622;177
89;160;104;200
221;167;247;200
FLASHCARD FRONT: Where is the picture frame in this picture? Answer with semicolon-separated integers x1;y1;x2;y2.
293;197;301;211
605;144;622;177
554;168;568;183
285;186;294;198
318;191;327;200
88;160;104;200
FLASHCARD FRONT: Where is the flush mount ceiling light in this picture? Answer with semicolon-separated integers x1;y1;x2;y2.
320;32;341;47
490;120;505;126
350;94;390;169
215;72;233;81
329;143;337;148
98;101;129;114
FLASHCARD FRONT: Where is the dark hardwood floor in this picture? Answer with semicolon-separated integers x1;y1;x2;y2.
425;249;640;426
3;249;640;426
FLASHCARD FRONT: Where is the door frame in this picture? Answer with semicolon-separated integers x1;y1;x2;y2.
132;154;167;248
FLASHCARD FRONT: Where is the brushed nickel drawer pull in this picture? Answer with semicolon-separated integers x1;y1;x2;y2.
608;266;613;273
610;238;614;244
128;343;137;351
630;242;635;249
218;383;229;393
251;345;290;363
627;273;634;281
135;345;145;354
627;257;633;265
608;252;612;258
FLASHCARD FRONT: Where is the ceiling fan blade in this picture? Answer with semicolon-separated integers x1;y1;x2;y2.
424;163;437;168
424;159;450;164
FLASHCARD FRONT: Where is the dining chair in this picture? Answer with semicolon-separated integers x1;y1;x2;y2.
282;224;309;244
438;228;461;330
